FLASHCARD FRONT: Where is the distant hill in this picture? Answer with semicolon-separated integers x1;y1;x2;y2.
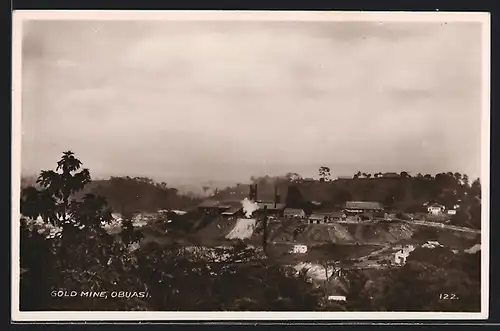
210;172;481;228
72;177;202;216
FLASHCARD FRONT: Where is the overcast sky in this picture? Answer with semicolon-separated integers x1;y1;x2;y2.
20;19;483;187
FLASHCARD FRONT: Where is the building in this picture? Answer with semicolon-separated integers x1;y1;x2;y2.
328;211;345;221
427;203;445;215
327;295;347;302
310;210;345;223
254;202;286;217
291;244;308;254
284;208;306;219
198;200;242;216
394;245;415;265
221;205;244;218
308;213;328;224
343;201;384;216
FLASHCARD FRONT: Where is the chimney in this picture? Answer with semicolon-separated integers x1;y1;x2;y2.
274;185;278;208
249;184;258;202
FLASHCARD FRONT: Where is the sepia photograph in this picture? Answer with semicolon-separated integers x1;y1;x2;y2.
11;10;490;321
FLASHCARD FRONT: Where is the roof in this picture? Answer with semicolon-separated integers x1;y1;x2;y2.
221;206;243;215
256;202;286;210
198;199;221;208
309;213;328;220
344;201;383;210
315;211;343;218
428;202;444;208
198;199;242;209
284;208;305;214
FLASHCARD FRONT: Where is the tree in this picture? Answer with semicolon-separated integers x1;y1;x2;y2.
400;171;410;179
20;186;57;222
20;152;150;310
286;172;303;183
471;178;481;198
69;193;113;228
462;174;470;187
370;249;481;312
35;151;91;226
319;166;331;182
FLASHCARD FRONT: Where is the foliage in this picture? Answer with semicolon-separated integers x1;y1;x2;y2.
19;152;482;312
36;151;91;225
87;176;201;215
134;243;324;311
19;152;327;311
319;166;331;182
368;249;481;312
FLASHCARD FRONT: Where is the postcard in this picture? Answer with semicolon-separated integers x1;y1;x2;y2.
11;10;490;321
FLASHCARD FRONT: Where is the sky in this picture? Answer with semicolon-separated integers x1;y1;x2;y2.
20;18;484;188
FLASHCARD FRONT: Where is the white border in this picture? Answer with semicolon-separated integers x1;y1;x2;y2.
11;10;491;322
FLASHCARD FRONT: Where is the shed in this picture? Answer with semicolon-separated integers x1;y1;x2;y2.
344;201;384;215
221;206;244;217
308;213;328;224
254;202;286;217
284;208;306;218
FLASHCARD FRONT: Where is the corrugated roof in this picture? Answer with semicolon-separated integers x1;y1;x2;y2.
344;201;383;210
221;206;243;215
315;211;343;218
309;213;328;220
198;199;221;208
284;208;305;216
257;202;286;210
198;199;242;208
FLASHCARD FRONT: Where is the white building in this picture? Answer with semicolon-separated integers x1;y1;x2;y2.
427;203;445;215
292;244;308;254
328;295;346;302
394;245;415;265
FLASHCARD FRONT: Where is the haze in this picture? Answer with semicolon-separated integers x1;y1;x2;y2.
20;19;483;188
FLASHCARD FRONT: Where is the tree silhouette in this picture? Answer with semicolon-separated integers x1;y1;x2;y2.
462;174;470;187
319;166;331;182
35;151;91;225
400;171;410;179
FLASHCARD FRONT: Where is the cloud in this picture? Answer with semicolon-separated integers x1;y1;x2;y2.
20;20;483;183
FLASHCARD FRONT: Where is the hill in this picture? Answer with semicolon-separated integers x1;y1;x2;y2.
72;176;202;216
210;172;481;229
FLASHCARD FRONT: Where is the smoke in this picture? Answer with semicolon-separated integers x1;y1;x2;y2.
241;197;259;218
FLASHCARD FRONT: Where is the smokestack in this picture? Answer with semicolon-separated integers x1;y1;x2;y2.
274;185;278;208
249;184;258;202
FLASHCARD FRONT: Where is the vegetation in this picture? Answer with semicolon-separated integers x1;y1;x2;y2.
19;152;481;312
19;152;324;311
211;169;481;229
